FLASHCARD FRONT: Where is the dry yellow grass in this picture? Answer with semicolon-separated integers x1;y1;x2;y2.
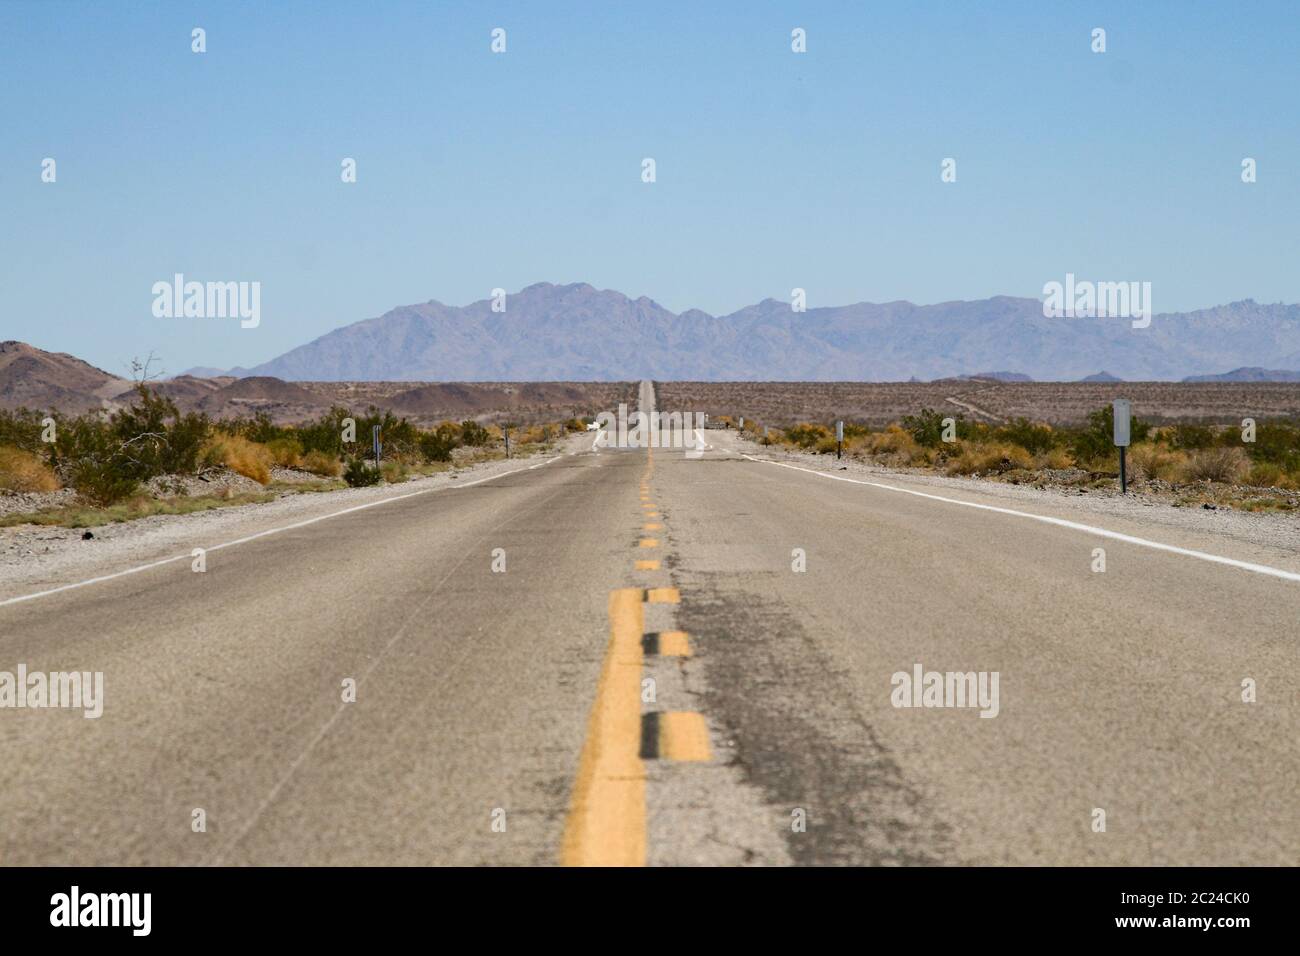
1127;442;1186;482
0;445;61;493
202;434;273;484
1179;447;1250;484
264;437;304;468
299;450;342;477
945;441;1033;476
1033;446;1076;470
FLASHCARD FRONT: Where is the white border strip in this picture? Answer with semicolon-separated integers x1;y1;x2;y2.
742;454;1300;583
0;456;559;610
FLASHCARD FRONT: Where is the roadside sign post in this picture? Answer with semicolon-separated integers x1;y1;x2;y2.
1113;399;1131;494
836;420;844;459
738;417;744;432
504;425;511;459
372;425;382;469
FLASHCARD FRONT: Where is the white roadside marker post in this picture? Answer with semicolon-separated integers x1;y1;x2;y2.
836;420;844;460
1113;399;1131;494
373;425;382;471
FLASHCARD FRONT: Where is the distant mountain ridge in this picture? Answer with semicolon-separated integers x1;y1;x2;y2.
192;283;1300;383
1182;367;1300;382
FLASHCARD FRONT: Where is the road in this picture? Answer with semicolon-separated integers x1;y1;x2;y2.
1;381;1295;865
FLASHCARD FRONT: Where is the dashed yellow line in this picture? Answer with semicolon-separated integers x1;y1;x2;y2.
560;588;646;867
635;559;660;571
645;587;679;604
658;631;691;656
639;538;659;548
643;522;662;531
656;712;712;762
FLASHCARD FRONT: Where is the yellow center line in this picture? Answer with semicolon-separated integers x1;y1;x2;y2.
645;586;679;603
635;560;660;571
639;538;659;548
560;588;646;866
643;522;662;531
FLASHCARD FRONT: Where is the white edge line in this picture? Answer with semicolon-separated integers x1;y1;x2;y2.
0;455;560;610
742;454;1300;584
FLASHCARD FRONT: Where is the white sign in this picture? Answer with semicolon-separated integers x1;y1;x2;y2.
1113;399;1131;447
836;421;844;442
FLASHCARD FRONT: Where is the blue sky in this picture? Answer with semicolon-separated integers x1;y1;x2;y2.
2;1;1298;375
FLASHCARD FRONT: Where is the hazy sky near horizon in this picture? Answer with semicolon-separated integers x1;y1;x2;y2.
2;1;1298;375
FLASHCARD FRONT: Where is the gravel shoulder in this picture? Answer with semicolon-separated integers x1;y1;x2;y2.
0;436;588;603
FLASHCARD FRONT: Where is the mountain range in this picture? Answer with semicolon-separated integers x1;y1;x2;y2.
187;283;1300;383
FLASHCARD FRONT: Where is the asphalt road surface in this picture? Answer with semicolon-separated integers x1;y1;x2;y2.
1;382;1295;865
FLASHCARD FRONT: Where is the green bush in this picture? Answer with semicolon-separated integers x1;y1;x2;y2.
0;408;47;454
901;408;973;448
994;418;1056;455
418;427;456;463
343;457;382;487
1166;423;1216;451
53;417;138;504
109;385;209;479
460;420;490;447
1071;405;1150;463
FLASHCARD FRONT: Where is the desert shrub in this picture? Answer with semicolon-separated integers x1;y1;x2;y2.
108;385;209;479
224;410;284;445
1244;461;1297;489
0;408;47;453
47;416;136;504
901;408;950;448
202;434;273;484
564;417;587;432
460;420;490;447
945;442;1033;476
867;425;919;456
813;436;839;455
0;446;61;493
784;423;832;449
1070;405;1151;462
994;418;1056;455
1179;446;1249;483
1033;446;1076;470
264;436;304;468
418;429;456;463
343;457;381;487
380;460;409;483
299;450;342;477
1166;423;1216;451
1127;442;1186;482
296;407;353;456
1247;420;1300;471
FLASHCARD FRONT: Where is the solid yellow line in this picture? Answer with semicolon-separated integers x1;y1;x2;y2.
658;712;711;762
560;588;646;866
658;631;691;656
635;560;660;571
645;587;679;603
639;538;659;548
